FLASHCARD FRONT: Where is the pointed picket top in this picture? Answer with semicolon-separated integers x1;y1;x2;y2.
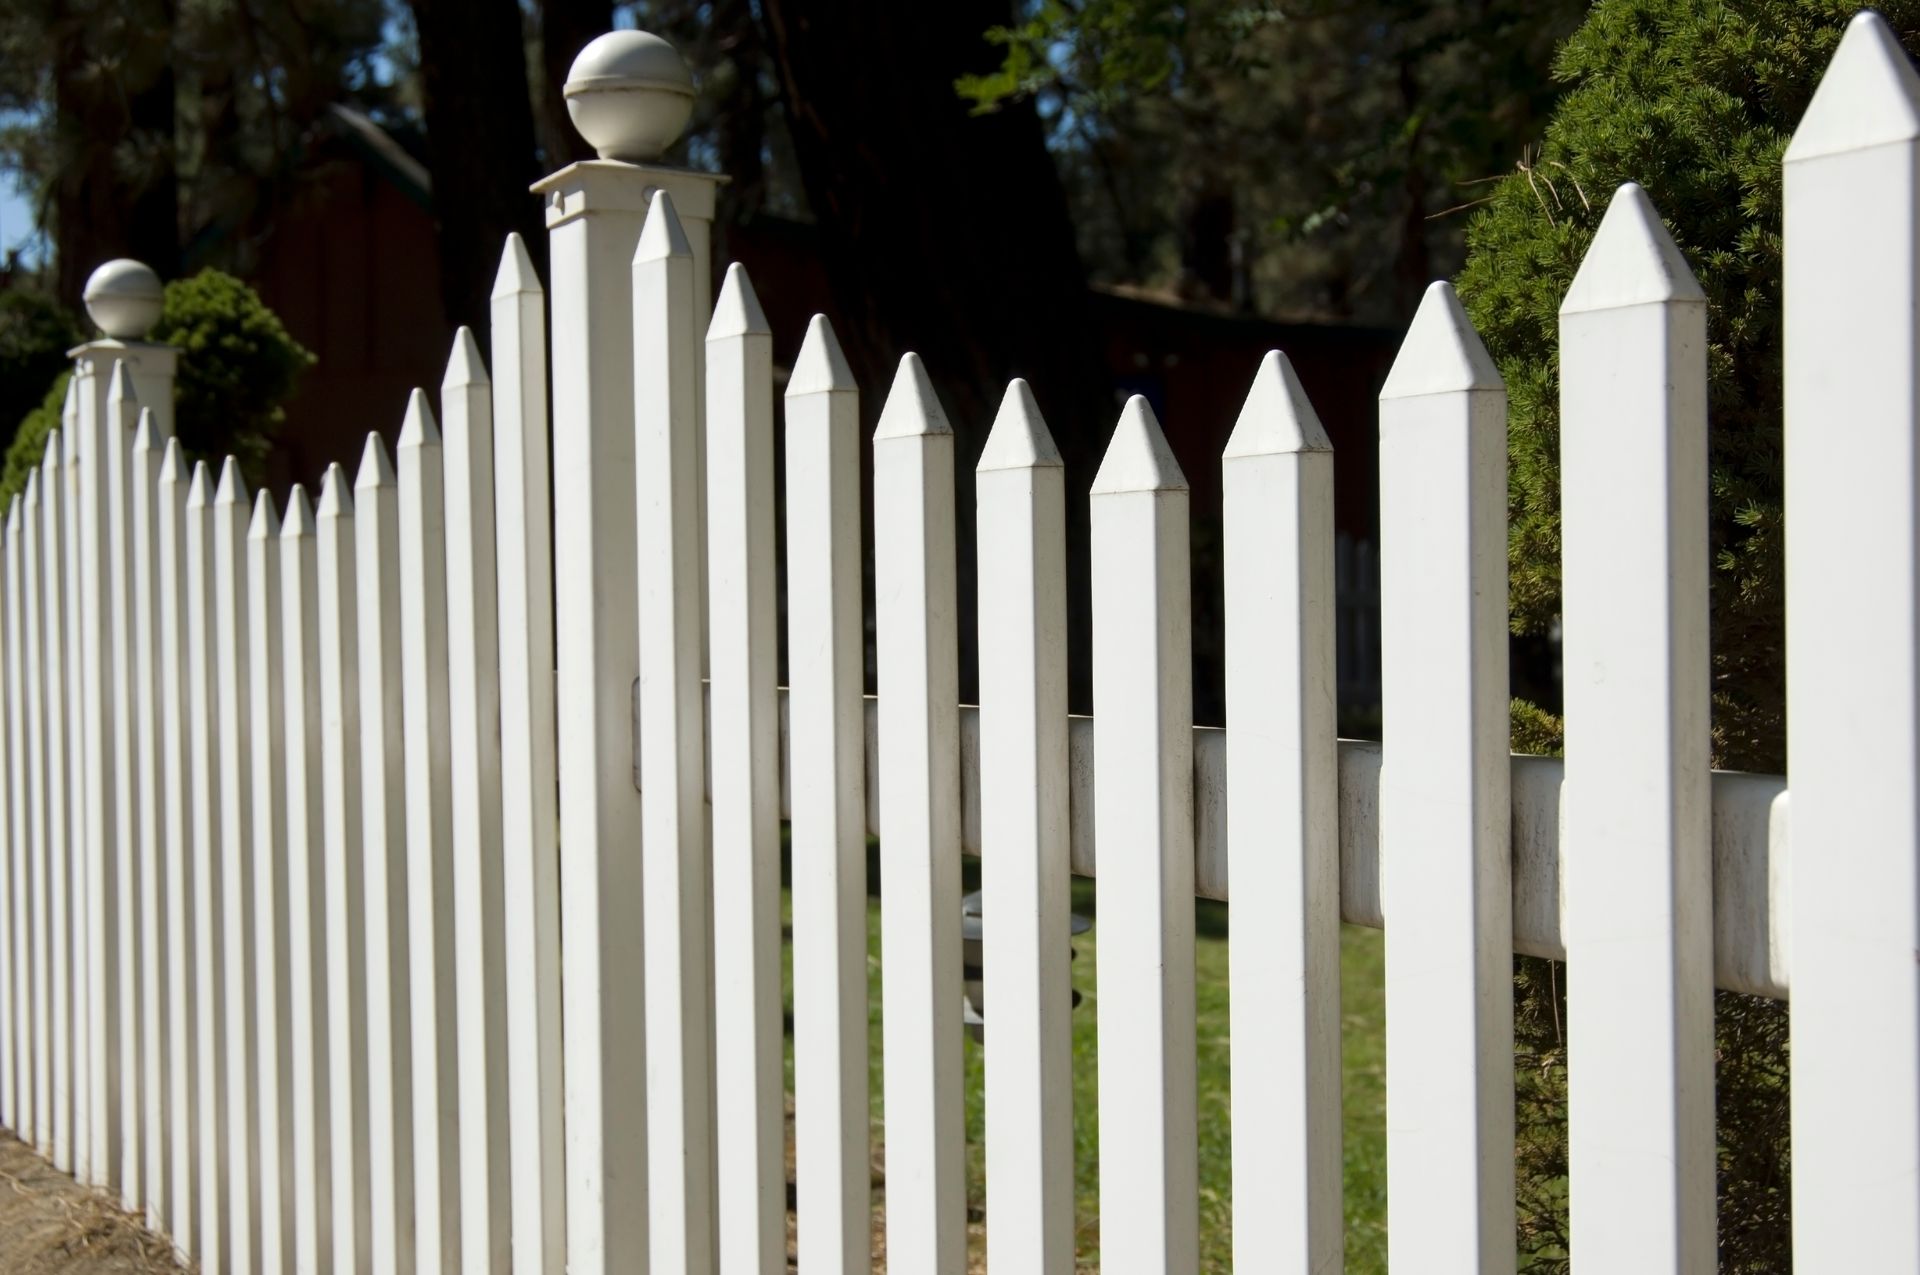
7;494;20;533
187;460;214;510
634;187;692;264
873;352;953;440
977;379;1062;472
356;431;397;491
788;313;856;397
107;357;140;412
284;484;317;538
132;405;161;454
24;468;38;509
158;437;185;486
247;487;280;541
399;388;441;448
1785;10;1920;164
491;232;543;300
1379;281;1503;402
43;428;62;476
1092;394;1187;495
215;454;249;508
60;376;77;423
1561;183;1705;315
444;325;490;390
1224;350;1332;459
317;463;353;520
708;262;771;341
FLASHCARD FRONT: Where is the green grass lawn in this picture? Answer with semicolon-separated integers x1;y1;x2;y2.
779;848;1390;1271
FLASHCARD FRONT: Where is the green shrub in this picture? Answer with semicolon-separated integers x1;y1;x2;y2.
0;372;70;507
0;289;85;458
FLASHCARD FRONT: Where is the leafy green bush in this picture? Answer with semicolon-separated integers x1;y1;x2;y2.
0;289;85;458
0;269;313;506
1457;2;1920;1267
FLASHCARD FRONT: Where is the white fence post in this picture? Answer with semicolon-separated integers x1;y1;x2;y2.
156;437;194;1257
977;380;1072;1275
280;486;331;1275
105;365;142;1209
132;407;169;1231
1561;183;1714;1270
186;460;229;1273
356;433;415;1275
874;352;965;1273
441;327;512;1275
706;263;783;1275
43;429;73;1179
398;391;462;1275
1091;396;1197;1275
1378;282;1512;1275
783;314;870;1274
1784;12;1920;1267
633;189;717;1275
214;457;259;1275
491;232;565;1275
317;465;372;1274
245;489;290;1275
1223;352;1341;1273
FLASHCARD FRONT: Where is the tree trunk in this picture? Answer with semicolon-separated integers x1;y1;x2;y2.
410;0;546;350
536;0;613;170
759;0;1112;705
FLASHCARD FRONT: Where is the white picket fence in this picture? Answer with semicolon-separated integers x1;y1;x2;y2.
0;12;1915;1274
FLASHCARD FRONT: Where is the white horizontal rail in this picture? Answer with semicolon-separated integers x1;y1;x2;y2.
684;690;1792;1000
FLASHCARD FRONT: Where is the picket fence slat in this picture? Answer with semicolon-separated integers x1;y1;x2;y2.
1560;183;1715;1271
1222;353;1341;1274
977;380;1073;1275
45;430;74;1180
397;392;462;1275
490;232;564;1275
104;366;142;1209
783;313;870;1275
281;486;331;1275
1378;282;1514;1275
706;262;784;1275
355;433;415;1275
25;472;49;1160
245;488;290;1275
7;495;27;1146
131;408;167;1230
154;437;192;1255
1783;12;1920;1268
64;396;88;1190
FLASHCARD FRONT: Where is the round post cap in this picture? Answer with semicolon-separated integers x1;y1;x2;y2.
565;30;696;162
83;259;164;339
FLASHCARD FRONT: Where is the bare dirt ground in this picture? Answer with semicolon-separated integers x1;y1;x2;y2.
0;1133;186;1274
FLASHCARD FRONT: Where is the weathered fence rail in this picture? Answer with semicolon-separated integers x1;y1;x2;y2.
0;12;1911;1275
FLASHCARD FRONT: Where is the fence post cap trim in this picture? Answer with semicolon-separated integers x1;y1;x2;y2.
1092;395;1187;494
1562;183;1704;314
633;188;692;264
977;379;1062;472
356;432;396;490
788;315;855;397
1785;10;1920;163
1224;349;1331;458
491;233;543;300
1379;281;1501;401
708;263;770;341
873;352;953;440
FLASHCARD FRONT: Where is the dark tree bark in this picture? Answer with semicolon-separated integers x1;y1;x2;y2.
759;0;1114;705
409;0;546;350
537;0;613;169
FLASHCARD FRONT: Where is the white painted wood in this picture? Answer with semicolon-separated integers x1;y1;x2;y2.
76;358;120;1189
214;456;260;1275
6;496;29;1147
632;190;717;1275
1222;353;1340;1273
104;365;142;1209
706;263;782;1275
245;489;291;1275
317;465;372;1275
279;486;332;1275
539;158;653;1275
356;433;415;1275
25;472;50;1159
63;392;89;1188
782;314;870;1275
43;429;74;1178
1378;282;1513;1274
155;437;195;1255
873;353;965;1273
491;232;564;1275
397;392;462;1275
131;407;169;1230
1090;396;1197;1275
976;379;1072;1275
1784;13;1920;1265
186;461;229;1272
1560;183;1715;1272
440;327;512;1275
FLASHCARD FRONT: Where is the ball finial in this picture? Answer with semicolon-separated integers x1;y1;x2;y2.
565;30;696;163
83;259;164;340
